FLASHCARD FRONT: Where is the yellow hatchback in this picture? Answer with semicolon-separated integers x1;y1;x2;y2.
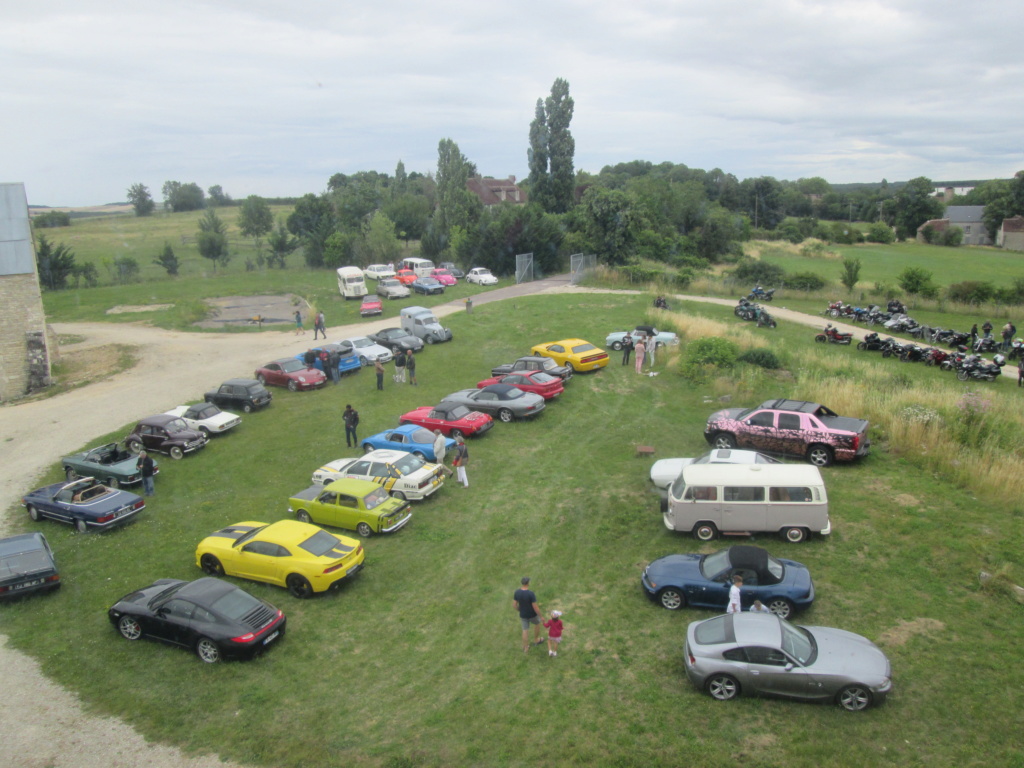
196;519;365;598
530;338;609;372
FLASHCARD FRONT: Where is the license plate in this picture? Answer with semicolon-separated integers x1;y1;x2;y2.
263;630;280;646
14;578;44;590
348;563;364;577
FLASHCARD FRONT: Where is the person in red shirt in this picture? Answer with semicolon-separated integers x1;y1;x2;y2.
543;610;564;657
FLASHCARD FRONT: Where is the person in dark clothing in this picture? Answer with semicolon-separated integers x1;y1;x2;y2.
513;576;545;653
621;333;633;365
304;349;317;369
374;359;385;390
327;347;340;384
982;320;994;338
394;349;407;383
136;451;156;497
406;349;417;385
343;405;359;447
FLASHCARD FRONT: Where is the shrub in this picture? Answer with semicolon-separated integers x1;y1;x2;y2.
943;227;964;247
995;278;1024;305
731;258;785;286
737;348;780;369
785;272;827;291
153;242;180;276
681;337;738;377
619;264;662;284
865;222;895;243
673;268;695;288
947;281;996;305
33;210;71;228
111;256;140;285
920;224;940;244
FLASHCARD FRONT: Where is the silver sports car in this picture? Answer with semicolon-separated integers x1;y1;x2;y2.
684;613;891;711
440;384;546;423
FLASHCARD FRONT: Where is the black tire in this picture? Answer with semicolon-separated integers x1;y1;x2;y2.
836;685;872;712
899;351;910;362
363;443;374;454
199;426;211;438
611;340;623;351
856;342;867;351
658;588;686;610
497;408;514;423
169;446;184;460
257;374;266;385
243;403;254;414
782;527;808;544
706;674;740;701
117;615;142;641
767;597;794;619
426;336;435;345
127;440;143;454
106;477;119;489
734;308;745;318
925;358;935;366
195;637;221;664
882;349;892;358
64;466;78;481
75;518;88;534
768;320;777;329
693;522;719;542
286;574;313;599
356;522;374;537
412;451;426;460
287;380;298;392
957;369;969;381
296;509;312;524
814;335;827;343
450;429;465;440
200;554;224;576
27;504;40;522
807;445;833;467
392;491;406;501
712;432;736;450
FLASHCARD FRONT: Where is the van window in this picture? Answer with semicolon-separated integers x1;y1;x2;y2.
683;486;718;501
769;486;813;502
724;486;765;502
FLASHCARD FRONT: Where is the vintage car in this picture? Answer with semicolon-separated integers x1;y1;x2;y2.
476;370;565;401
466;267;498;286
205;378;272;413
334;336;393;366
288;478;412;537
297;345;362;378
490;355;573;382
395;268;418;285
256;357;327;391
23;477;145;533
109;577;285;663
376;277;411;299
360;295;383;317
360;425;455;461
439;261;464;279
441;384;546;423
196;519;365;598
165;403;241;437
400;402;494;439
364;263;396;280
367;327;424;353
430;268;458;286
62;442;158;487
684;613;892;711
649;449;779;489
412;276;445;295
605;325;680;351
0;532;61;601
642;545;814;619
704;399;871;467
530;339;609;373
312;449;445;500
126;414;207;459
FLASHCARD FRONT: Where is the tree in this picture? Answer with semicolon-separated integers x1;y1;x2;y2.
126;183;155;217
238;195;273;263
840;257;861;292
383;193;431;243
35;234;77;290
154;242;180;276
898;266;936;301
393;160;408;198
432;138;480;252
207;185;232;207
287;193;335;268
361;212;401;265
579;187;639;266
526;78;576;214
891;176;942;239
527;99;552;211
196;209;230;272
162;181;205;212
696;205;741;262
33;210;71;228
266;220;299;269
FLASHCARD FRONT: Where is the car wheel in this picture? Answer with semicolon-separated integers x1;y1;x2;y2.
286;574;313;599
413;451;426;460
694;522;719;542
200;554;224;576
127;440;143;454
807;444;833;467
64;466;78;481
426;336;435;345
658;588;686;610
767;597;794;619
287;380;298;392
782;527;807;544
356;522;374;537
712;433;736;450
117;615;142;641
450;429;465;440
257;374;266;385
359;356;369;366
106;477;119;489
837;685;872;712
200;426;211;438
75;518;88;534
195;637;221;664
243;403;253;413
296;509;312;524
169;446;184;460
26;504;40;522
392;491;406;501
362;443;374;454
611;341;623;351
497;408;514;423
706;674;740;701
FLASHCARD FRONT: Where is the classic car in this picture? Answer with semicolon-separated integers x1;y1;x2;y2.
364;263;396;280
430;268;458;286
62;442;158;487
23;477;145;533
641;545;814;618
649;449;780;489
466;267;498;285
334;336;393;366
360;425;455;461
441;384;546;423
367;327;424;353
400;402;495;439
165;403;241;437
297;345;362;377
376;277;411;299
476;370;565;401
360;295;383;317
530;339;609;372
490;355;573;382
288;478;412;537
196;520;365;597
395;268;418;285
605;325;680;350
312;449;444;500
0;532;61;600
684;613;892;711
205;378;272;413
438;261;464;279
256;357;327;391
109;577;286;663
704;399;871;467
412;276;445;295
126;414;207;459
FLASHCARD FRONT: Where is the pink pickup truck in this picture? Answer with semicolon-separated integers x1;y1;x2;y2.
703;399;870;467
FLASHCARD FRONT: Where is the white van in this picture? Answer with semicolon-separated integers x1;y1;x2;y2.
662;464;829;543
401;257;435;278
336;266;368;299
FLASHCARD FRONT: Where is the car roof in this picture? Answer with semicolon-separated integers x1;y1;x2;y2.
177;577;246;606
725;545;770;572
323;477;383;494
138;414;178;426
692;612;783;647
680;463;823;485
757;399;820;413
0;531;49;555
223;378;260;386
480;383;517;396
363;449;410;462
430;402;465;416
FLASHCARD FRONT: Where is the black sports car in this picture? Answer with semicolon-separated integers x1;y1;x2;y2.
108;577;286;663
0;532;61;601
367;327;425;353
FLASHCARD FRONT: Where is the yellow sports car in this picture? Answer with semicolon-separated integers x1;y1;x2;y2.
530;338;609;372
195;519;365;598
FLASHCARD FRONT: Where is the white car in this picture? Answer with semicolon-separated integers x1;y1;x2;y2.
650;449;780;489
376;277;411;299
364;264;396;280
465;267;498;286
164;403;241;438
334;336;393;366
311;449;445;501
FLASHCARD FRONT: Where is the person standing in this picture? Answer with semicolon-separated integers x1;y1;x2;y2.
647;332;657;368
513;577;544;653
726;575;743;614
327;346;340;385
970;323;978;347
543;610;564;657
374;358;385;391
620;333;633;366
1002;321;1015;352
343;405;359;448
136;451;156;497
982;320;994;339
634;338;646;374
1018;356;1024;388
453;435;469;487
432;429;453;477
406;349;417;385
315;310;326;340
394;349;407;383
294;310;304;335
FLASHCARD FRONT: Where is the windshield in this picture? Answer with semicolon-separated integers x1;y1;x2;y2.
364;486;390;509
503;388;525;400
193;404;218;418
233;524;269;548
393;453;425;474
351;338;372;348
532;372;556;383
347;276;362;284
165;418;190;433
280;359;305;373
700;550;732;580
210;589;261;621
434;270;451;276
445;405;471;420
779;619;817;665
147;581;185;609
245;384;268;396
299;530;344;557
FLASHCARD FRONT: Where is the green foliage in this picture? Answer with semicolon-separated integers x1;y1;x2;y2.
265;220;298;269
840;257;861;292
110;256;140;285
777;219;805;244
680;336;738;381
865;221;895;243
696;205;742;262
785;271;828;291
898;266;937;299
673;267;695;287
238;195;273;240
892;176;943;239
919;224;940;244
361;212;401;265
33;210;71;228
35;234;77;290
737;348;780;369
126;183;155;217
731;257;784;286
153;242;180;276
578;187;639;266
207;185;232;207
161;181;205;212
995;277;1024;306
618;264;662;283
473;203;563;277
799;240;831;258
943;226;964;246
323;230;359;270
383;192;431;243
433;138;480;248
195;209;230;272
528;79;575;214
69;262;98;288
286;194;335;268
947;281;996;305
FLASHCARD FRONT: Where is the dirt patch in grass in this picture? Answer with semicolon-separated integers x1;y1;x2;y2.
894;493;921;507
193;294;306;329
878;617;945;647
48;345;139;393
106;304;175;314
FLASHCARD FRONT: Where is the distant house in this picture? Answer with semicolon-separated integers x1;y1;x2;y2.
916;205;991;246
466;176;527;207
933;186;975;202
998;215;1024;252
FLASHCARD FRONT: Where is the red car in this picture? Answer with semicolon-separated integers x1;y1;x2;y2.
395;269;417;286
255;358;327;391
399;402;494;439
476;370;564;401
360;296;383;317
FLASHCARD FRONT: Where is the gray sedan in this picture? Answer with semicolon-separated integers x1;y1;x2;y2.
684;613;891;711
440;384;546;423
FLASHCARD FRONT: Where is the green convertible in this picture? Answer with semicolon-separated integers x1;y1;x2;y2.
61;443;159;488
288;478;412;537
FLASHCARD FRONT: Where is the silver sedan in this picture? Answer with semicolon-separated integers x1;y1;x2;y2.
440;384;545;423
684;613;892;711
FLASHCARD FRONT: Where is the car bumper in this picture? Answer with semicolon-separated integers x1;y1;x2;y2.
0;573;61;600
85;503;145;531
470;420;494;436
381;510;413;533
317;560;365;592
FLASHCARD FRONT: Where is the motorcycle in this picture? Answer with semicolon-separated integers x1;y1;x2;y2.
653;296;670;310
974;336;999;353
747;286;775;302
957;354;1005;382
925;348;951;367
880;338;906;358
1008;339;1024;360
940;347;969;371
866;308;892;326
900;344;929;363
756;309;778;329
856;332;888;351
735;298;754;318
825;300;845;318
815;324;853;345
887;299;907;314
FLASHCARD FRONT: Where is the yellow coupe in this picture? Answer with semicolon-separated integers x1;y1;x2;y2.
196;519;365;598
530;338;609;372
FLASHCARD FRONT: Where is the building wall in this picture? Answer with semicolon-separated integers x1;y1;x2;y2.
1001;232;1024;252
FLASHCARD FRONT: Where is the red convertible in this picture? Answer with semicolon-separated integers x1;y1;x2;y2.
399;402;494;439
255;358;326;391
476;370;564;401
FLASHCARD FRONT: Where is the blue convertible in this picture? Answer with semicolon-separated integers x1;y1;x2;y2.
360;425;455;462
641;545;814;619
22;477;146;534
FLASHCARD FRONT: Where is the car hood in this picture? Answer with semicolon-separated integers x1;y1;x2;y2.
646;554;704;585
650;458;693;488
707;408;747;424
804;626;891;679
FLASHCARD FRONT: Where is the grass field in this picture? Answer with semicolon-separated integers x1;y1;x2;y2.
5;291;1024;768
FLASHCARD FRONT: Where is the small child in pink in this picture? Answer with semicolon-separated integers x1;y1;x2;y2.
544;610;564;657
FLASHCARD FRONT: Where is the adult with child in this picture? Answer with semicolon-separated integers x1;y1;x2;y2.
513;577;545;653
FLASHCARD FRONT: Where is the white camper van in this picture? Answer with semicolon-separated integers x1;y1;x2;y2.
401;257;435;278
336;266;368;299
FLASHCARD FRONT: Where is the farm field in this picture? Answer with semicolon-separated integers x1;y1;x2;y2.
4;290;1024;768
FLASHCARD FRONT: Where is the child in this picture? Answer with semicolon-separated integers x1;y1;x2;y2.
726;575;743;614
544;610;564;657
749;600;771;614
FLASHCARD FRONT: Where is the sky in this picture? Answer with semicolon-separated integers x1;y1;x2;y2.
3;0;1023;206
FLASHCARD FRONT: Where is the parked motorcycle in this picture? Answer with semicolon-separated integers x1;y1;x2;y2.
825;300;845;318
866;308;892;325
756;309;778;329
880;338;906;358
925;348;951;367
887;299;907;314
1008;339;1024;360
856;332;887;351
747;286;775;302
974;336;999;353
940;347;970;371
815;324;853;345
735;298;753;318
957;354;1005;382
900;344;929;363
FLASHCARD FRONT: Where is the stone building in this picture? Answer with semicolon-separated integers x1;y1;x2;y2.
997;215;1024;252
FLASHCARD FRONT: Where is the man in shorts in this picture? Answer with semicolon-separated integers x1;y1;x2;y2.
513;576;544;653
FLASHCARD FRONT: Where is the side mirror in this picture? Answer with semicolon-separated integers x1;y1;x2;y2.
785;662;794;672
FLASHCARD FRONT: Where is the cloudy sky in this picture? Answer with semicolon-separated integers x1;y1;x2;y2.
4;0;1022;206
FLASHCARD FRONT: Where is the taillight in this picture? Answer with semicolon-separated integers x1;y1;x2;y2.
47;574;60;583
323;562;345;574
97;514;114;523
134;500;145;510
231;632;255;643
852;434;860;451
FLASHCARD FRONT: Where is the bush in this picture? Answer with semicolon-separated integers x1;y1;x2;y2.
943;227;964;247
731;258;785;286
995;278;1024;305
619;264;663;284
785;272;827;291
865;222;895;243
111;256;140;285
737;349;780;369
673;268;695;288
799;240;830;258
947;281;996;305
33;210;71;228
681;337;738;371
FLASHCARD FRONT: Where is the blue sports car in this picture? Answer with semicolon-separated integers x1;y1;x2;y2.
294;345;362;377
22;477;146;534
641;545;814;619
360;425;455;462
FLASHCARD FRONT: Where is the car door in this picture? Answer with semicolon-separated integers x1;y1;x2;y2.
742;646;823;700
776;412;807;456
332;492;364;531
234;540;288;586
345;459;374;483
468;391;496;415
264;363;284;386
384;431;405;449
721;485;767;534
740;410;777;451
150;597;196;648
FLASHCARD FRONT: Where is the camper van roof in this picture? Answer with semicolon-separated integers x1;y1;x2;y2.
680;463;823;485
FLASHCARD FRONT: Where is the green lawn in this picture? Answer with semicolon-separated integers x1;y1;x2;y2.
4;292;1024;768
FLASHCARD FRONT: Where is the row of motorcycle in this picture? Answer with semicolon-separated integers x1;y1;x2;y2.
734;298;778;328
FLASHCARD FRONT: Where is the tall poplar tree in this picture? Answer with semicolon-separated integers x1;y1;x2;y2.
527;99;552;210
527;78;575;214
434;138;478;239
